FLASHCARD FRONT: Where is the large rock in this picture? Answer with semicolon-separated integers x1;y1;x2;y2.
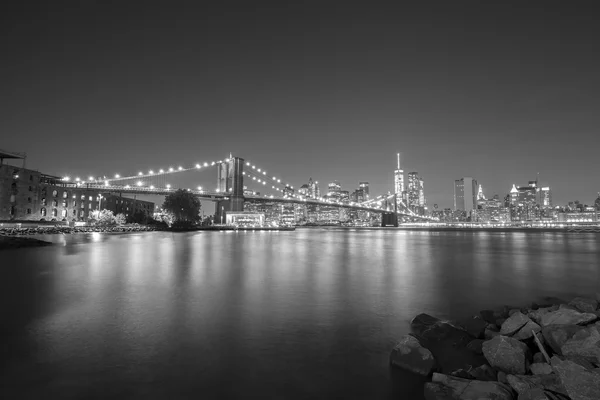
501;312;531;335
506;374;568;397
458;315;488;339
423;382;453;400
529;363;553;375
551;356;600;400
483;335;531;374
560;323;600;364
512;320;542;341
569;297;598;313
427;373;513;400
539;305;597;327
528;305;559;324
411;313;441;336
390;335;436;375
518;388;551;400
416;321;487;374
542;324;583;355
466;339;484;355
468;364;497;381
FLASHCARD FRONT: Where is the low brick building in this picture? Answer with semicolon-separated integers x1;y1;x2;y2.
0;164;154;222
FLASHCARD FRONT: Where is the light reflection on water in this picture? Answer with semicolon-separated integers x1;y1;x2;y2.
1;229;599;399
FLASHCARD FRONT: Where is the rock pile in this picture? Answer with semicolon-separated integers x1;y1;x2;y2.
0;225;161;236
390;295;600;399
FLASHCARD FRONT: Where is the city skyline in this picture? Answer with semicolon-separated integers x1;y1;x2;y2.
2;2;599;208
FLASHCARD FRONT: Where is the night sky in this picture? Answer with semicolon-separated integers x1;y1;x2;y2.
2;1;599;208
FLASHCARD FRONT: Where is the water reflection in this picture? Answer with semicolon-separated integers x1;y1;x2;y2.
1;230;599;399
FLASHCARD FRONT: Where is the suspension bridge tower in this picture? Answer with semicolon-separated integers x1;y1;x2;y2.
215;155;244;223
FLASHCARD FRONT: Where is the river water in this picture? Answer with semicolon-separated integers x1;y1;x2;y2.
1;229;599;399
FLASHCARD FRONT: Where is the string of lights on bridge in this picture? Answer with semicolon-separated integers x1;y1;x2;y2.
58;156;426;216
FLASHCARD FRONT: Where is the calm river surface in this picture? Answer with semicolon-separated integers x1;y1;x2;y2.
1;229;599;399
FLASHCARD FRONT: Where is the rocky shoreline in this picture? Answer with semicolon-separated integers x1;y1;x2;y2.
0;225;162;236
391;295;600;399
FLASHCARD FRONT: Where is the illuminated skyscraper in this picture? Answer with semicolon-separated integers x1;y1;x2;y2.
359;182;369;200
328;181;341;195
418;177;425;207
308;178;320;198
541;187;552;208
407;172;420;212
394;153;404;195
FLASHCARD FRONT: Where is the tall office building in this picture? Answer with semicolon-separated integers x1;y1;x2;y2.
454;177;477;211
407;172;420;212
359;182;369;200
418;177;425;207
541;187;552;208
394;153;404;195
328;181;341;195
308;178;320;199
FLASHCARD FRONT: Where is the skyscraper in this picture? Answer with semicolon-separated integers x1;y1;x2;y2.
540;187;552;208
418;177;425;207
407;172;420;212
328;181;341;195
359;182;369;200
308;178;320;199
454;177;477;211
394;153;404;195
595;193;600;211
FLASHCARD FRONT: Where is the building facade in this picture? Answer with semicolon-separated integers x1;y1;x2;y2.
454;177;477;212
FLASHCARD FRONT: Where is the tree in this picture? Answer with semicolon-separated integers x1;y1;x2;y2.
162;189;201;223
88;209;116;226
114;213;127;226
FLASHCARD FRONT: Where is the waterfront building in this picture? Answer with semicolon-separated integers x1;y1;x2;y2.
394;153;404;195
454;177;477;212
101;194;155;220
225;212;265;227
280;203;295;226
0;163;108;222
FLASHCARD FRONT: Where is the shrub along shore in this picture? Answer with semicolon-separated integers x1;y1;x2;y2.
390;295;600;399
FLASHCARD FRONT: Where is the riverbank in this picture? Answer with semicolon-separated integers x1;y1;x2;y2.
391;295;600;399
0;225;162;236
0;235;53;250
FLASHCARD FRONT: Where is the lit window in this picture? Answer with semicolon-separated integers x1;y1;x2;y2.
61;209;67;218
62;200;67;207
63;192;68;198
89;196;93;201
41;207;46;216
52;200;58;207
52;209;57;217
52;190;58;197
81;195;85;200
